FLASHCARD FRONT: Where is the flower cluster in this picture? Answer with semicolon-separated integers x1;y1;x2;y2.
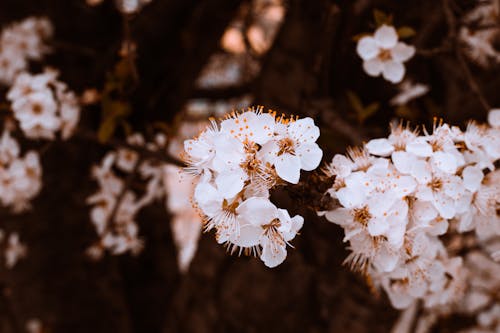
0;128;42;212
356;24;415;84
0;17;52;85
321;109;500;309
7;69;80;140
183;107;322;267
86;133;166;259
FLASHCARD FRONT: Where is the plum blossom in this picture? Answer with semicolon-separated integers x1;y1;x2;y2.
356;24;415;83
184;107;321;267
0;17;53;85
320;109;500;311
86;134;168;259
0;129;42;212
7;69;80;140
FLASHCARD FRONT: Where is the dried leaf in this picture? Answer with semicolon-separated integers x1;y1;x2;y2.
373;9;393;26
397;26;416;39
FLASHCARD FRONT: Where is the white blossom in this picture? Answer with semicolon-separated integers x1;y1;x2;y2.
7;69;80;140
184;107;321;267
0;17;52;85
356;24;415;83
320;109;500;311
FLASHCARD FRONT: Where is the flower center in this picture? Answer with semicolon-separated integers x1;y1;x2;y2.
378;49;392;61
277;137;295;156
428;178;443;192
353;206;372;226
32;103;43;114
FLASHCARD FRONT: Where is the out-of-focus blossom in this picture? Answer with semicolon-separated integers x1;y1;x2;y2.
0;129;42;212
0;17;52;85
7;69;81;140
459;0;500;67
390;80;429;106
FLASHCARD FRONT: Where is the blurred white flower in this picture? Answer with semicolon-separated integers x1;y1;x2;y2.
390;80;429;106
7;69;80;140
0;17;52;85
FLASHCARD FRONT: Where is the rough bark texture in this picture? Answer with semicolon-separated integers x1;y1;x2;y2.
0;0;498;332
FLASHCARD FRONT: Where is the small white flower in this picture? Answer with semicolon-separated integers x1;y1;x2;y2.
357;24;415;83
260;117;322;184
236;197;303;268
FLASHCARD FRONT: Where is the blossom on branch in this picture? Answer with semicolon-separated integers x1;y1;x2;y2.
183;107;322;267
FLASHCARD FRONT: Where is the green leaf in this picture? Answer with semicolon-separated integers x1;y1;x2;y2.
397;26;416;39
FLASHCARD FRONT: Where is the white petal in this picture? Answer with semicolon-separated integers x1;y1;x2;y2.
357;36;379;60
363;58;383;76
324;208;353;226
258;140;279;165
296;143;323;171
231;221;261;247
288;117;320;143
260;240;287;268
412;200;438;223
431;151;457;174
365;138;394;156
410;160;432;184
215;168;247;199
391;175;417;197
374;24;398;49
368;192;397;217
251;112;276;144
275;153;301;184
367;216;389;236
391;42;415;62
392;151;415;174
406;138;433;157
462;166;484;192
373;246;399;272
330;154;354;177
487;109;500;128
336;186;365;209
194;182;221;216
433;192;456;219
382;60;405;84
236;197;277;226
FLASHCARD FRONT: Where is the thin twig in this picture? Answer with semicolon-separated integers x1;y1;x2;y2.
75;129;185;167
121;15;139;84
442;0;491;112
108;157;141;227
